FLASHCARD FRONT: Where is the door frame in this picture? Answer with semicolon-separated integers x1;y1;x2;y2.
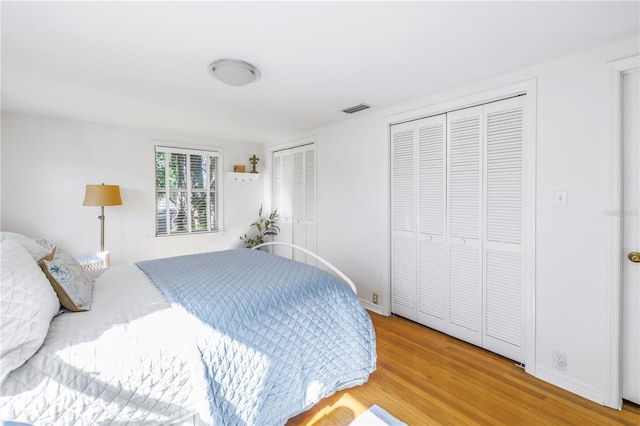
606;54;640;409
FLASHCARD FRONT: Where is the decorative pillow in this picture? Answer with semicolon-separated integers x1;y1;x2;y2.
0;232;53;262
39;249;93;312
0;238;60;385
34;238;56;253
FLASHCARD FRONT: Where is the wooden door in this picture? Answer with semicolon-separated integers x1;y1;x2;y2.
622;68;640;404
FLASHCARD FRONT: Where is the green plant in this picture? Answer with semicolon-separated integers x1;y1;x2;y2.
240;205;281;248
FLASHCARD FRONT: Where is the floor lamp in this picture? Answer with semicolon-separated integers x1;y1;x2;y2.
83;183;123;252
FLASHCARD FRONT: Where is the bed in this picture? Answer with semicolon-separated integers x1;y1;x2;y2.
0;233;376;425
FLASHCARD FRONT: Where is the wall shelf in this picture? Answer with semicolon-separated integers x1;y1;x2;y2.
227;172;260;183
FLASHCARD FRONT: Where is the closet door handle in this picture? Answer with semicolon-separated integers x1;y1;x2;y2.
629;252;640;263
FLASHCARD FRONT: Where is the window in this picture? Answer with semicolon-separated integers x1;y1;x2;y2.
155;146;221;236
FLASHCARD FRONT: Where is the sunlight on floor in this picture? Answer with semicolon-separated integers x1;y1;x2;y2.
304;393;367;426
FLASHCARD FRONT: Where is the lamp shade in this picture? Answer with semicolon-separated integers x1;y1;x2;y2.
83;184;122;206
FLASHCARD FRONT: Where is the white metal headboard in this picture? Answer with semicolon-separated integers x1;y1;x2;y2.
252;242;357;294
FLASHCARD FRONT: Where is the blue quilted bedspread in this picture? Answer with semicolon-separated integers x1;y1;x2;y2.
136;249;376;425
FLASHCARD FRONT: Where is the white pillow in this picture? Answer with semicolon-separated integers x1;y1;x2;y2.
0;238;60;384
0;232;52;262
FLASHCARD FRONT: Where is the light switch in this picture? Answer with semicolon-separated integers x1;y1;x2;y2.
555;190;568;207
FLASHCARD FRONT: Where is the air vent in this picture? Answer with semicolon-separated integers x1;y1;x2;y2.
342;103;371;114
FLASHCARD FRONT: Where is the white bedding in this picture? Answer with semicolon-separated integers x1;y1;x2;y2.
0;266;211;425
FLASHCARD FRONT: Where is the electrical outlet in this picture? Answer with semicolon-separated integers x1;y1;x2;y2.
552;350;567;371
372;293;379;305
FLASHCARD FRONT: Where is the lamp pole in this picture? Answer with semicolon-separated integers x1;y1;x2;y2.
99;205;105;252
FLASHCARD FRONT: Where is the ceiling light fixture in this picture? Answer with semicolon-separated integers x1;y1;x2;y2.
208;59;261;87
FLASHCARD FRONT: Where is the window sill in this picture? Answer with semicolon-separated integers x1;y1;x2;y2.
149;230;224;242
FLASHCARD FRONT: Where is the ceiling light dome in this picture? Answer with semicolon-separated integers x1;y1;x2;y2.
208;59;261;87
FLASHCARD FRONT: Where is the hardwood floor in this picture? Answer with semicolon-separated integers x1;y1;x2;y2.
287;313;640;426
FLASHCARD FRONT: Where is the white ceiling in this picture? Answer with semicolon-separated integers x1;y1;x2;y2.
2;1;639;143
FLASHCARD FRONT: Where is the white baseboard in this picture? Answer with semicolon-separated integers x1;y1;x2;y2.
535;365;606;406
360;299;386;316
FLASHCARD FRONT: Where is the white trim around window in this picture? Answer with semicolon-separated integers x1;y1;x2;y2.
154;145;223;237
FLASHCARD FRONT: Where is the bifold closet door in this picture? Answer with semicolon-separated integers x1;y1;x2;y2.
392;114;448;324
482;96;525;362
273;150;294;258
273;145;316;263
390;96;526;363
391;122;418;320
416;114;447;330
292;145;317;265
445;106;484;346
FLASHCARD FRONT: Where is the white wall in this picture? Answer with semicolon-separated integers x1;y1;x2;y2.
1;112;265;264
279;36;638;405
2;34;638;408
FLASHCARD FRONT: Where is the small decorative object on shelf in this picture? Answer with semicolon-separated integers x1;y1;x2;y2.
233;165;246;172
249;155;260;173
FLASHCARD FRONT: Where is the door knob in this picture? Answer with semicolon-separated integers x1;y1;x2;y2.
629;252;640;263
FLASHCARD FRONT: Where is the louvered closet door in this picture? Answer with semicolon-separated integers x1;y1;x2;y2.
446;106;483;346
391;122;417;320
416;114;447;329
302;146;317;266
292;145;317;265
273;150;293;258
482;96;525;362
